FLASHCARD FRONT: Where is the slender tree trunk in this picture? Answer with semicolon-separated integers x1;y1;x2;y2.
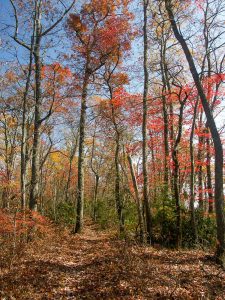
65;133;79;202
74;74;89;233
197;134;204;211
90;130;99;221
127;154;145;242
110;98;125;233
189;99;198;244
115;136;124;233
160;41;170;239
172;100;186;248
206;134;214;213
165;0;225;264
160;43;169;189
29;26;41;210
142;0;152;244
107;78;125;233
21;35;34;209
93;174;99;221
29;1;42;211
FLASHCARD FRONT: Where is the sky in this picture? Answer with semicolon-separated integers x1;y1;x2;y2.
0;0;224;135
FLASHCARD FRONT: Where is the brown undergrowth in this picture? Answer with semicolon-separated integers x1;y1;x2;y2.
0;220;224;299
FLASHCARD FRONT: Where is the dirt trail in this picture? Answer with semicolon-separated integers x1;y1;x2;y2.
0;221;225;299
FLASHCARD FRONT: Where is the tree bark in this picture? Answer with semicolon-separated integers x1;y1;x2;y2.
127;154;145;242
172;97;187;248
74;73;89;233
21;34;34;209
142;0;152;244
29;0;42;211
206;133;214;213
65;133;79;203
189;99;198;244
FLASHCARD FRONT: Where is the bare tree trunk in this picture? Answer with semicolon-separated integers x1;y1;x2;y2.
165;0;225;264
21;34;34;209
74;74;89;233
206;134;214;213
197;134;204;211
29;0;42;211
142;0;152;244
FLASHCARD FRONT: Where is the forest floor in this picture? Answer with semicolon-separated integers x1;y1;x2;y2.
0;220;225;300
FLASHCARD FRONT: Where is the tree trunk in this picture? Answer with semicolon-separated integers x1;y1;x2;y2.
65;133;79;202
93;174;99;221
29;0;42;211
74;75;89;233
172;100;186;248
197;134;204;211
21;34;34;209
115;137;124;233
142;0;152;244
127;154;145;242
206;134;214;213
189;99;198;244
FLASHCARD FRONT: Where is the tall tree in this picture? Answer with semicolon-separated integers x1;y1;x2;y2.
10;0;75;210
142;0;152;243
165;0;225;265
68;0;131;233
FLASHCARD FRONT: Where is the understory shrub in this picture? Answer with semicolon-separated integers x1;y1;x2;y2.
0;209;49;269
48;201;75;226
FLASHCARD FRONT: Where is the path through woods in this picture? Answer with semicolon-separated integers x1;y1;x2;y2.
0;221;225;299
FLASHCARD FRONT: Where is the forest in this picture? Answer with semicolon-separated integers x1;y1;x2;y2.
0;0;225;299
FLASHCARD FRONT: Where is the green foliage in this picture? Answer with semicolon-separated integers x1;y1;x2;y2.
95;198;118;229
86;195;138;233
48;202;75;226
85;197;118;230
182;211;217;248
151;191;217;248
151;191;178;246
123;200;138;233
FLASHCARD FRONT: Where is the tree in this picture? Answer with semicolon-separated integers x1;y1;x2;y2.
67;0;131;233
142;0;152;244
164;0;225;265
10;0;75;210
